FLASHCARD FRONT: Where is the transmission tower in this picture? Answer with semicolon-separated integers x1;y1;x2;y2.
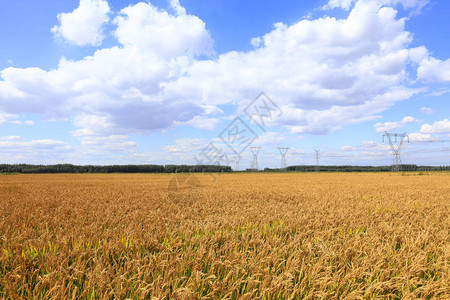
383;131;409;171
250;147;262;170
277;147;289;170
315;149;320;172
234;155;241;171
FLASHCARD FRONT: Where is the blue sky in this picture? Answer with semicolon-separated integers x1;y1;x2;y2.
0;0;449;168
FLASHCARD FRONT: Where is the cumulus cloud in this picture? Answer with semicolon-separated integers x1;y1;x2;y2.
113;1;214;58
51;0;110;46
163;0;428;134
374;116;420;132
176;1;412;103
0;138;73;164
409;132;431;141
2;1;214;139
417;57;450;83
0;0;446;146
402;116;420;123
420;119;450;134
274;87;423;134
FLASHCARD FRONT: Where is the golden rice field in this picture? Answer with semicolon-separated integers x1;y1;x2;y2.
0;172;449;299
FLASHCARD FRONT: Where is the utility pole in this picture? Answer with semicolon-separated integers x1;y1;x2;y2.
315;149;320;172
277;147;289;170
250;147;262;170
383;131;409;171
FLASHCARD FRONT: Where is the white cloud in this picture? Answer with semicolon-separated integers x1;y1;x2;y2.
0;112;16;124
161;138;208;153
323;0;356;10
175;116;220;130
79;134;137;153
169;0;187;16
374;115;420;132
427;88;450;97
402;116;419;123
164;0;426;134
417;57;450;83
113;1;213;58
0;135;21;141
9;119;34;125
408;46;428;64
341;145;355;151
0;138;71;150
0;0;445;145
420;119;450;134
323;0;429;12
281;87;423;134
419;107;435;114
250;37;262;47
254;132;288;145
0;138;73;164
1;2;215;139
342;140;391;152
51;0;110;46
409;132;431;141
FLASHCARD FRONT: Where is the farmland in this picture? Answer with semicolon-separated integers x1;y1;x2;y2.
0;173;449;299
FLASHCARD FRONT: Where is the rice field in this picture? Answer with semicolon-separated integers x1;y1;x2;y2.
0;172;449;299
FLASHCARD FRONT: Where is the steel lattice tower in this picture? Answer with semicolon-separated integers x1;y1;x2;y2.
277;147;289;170
234;155;240;171
383;131;409;171
315;149;320;172
250;147;262;170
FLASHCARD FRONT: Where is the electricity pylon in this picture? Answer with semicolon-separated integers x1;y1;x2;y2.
383;131;409;171
234;155;241;171
277;147;289;170
315;149;320;172
250;147;262;170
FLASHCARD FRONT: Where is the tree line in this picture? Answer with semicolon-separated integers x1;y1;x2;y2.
0;164;232;174
280;164;450;172
1;164;449;174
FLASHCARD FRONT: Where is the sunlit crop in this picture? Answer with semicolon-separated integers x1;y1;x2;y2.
0;173;449;299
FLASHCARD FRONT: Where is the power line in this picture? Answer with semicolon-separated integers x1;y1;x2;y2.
410;139;450;144
403;147;450;155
